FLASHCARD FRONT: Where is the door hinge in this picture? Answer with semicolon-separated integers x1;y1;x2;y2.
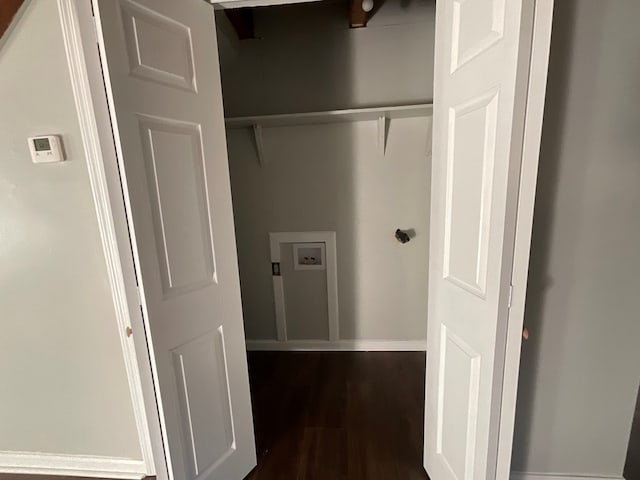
507;284;514;309
272;262;281;276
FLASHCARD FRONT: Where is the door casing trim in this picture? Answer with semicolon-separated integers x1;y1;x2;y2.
57;0;168;478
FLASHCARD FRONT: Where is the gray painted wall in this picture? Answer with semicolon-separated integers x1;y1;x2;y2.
512;0;640;476
218;0;435;117
227;119;431;341
0;0;141;459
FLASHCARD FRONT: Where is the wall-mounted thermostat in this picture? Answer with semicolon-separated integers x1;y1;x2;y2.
27;135;65;164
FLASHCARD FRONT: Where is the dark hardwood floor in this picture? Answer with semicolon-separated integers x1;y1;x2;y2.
625;385;640;480
245;351;428;480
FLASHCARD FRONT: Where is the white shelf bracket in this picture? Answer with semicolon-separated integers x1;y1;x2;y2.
377;115;390;156
252;123;266;167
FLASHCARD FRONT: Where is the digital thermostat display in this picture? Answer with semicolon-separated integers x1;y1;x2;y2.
33;137;51;152
27;135;64;164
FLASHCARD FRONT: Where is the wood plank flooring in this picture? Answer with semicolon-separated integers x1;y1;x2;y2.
245;351;428;480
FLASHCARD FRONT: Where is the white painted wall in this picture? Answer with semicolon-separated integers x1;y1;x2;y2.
0;0;141;459
227;118;431;341
217;0;435;116
512;0;640;476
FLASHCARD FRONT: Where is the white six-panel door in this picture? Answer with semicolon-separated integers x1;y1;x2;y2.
425;0;542;479
93;1;256;479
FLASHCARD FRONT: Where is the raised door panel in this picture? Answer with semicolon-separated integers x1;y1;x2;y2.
436;326;481;480
451;0;506;72
443;90;499;297
138;116;217;297
120;0;196;91
172;329;235;479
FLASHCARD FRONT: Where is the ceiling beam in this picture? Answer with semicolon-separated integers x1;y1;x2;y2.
0;0;24;42
349;0;369;28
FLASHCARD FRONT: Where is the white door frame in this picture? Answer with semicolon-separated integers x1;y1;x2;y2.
61;0;555;478
57;1;168;478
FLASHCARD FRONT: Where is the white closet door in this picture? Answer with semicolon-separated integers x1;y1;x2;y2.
424;0;551;479
93;0;256;479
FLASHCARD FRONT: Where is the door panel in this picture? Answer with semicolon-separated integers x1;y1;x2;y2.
443;90;499;296
436;326;481;480
119;0;196;90
94;0;256;479
172;329;235;478
137;116;216;295
425;0;539;479
450;0;506;72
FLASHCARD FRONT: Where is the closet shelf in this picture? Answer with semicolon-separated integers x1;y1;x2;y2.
224;103;433;129
224;103;433;166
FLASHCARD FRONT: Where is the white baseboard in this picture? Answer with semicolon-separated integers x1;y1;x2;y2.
510;472;624;480
245;339;427;351
0;451;148;479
